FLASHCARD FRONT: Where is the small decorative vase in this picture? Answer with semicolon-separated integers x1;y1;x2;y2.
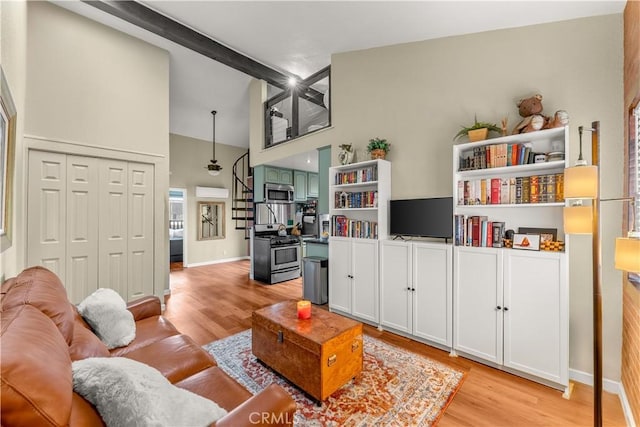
338;148;354;165
370;149;387;160
468;128;488;142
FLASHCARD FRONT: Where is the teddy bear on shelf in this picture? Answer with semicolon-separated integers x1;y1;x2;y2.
512;94;549;134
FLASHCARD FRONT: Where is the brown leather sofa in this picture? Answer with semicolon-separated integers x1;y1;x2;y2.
1;266;296;426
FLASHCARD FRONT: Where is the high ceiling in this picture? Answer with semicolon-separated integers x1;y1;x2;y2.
54;1;625;150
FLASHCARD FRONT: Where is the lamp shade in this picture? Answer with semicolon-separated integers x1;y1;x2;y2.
564;165;598;199
615;237;640;273
563;206;593;234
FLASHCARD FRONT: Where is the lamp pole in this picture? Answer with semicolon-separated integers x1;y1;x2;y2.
588;121;602;427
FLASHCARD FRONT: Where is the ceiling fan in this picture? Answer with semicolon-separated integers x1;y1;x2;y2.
206;110;222;176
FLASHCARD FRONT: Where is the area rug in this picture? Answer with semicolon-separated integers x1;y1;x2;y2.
204;329;466;426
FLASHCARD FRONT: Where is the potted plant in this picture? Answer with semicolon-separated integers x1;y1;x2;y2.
454;115;502;142
367;137;390;159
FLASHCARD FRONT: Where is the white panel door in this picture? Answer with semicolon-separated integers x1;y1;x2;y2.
27;151;67;280
99;160;128;298
413;243;452;347
504;251;566;385
329;237;352;313
454;247;503;364
351;239;378;324
379;240;411;333
66;156;99;303
127;162;154;300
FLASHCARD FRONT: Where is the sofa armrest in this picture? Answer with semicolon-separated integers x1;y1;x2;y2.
214;384;296;427
126;296;161;320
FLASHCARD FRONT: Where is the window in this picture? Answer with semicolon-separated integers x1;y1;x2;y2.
264;66;331;148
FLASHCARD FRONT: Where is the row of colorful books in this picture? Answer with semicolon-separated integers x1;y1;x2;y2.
454;215;505;247
334;191;378;209
334;165;378;185
331;215;378;239
457;173;564;205
459;143;545;171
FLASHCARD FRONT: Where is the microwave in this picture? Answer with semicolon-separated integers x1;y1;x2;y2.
265;183;294;203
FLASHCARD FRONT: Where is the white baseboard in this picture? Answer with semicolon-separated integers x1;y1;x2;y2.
186;256;249;268
569;369;620;394
569;369;637;427
619;383;638;427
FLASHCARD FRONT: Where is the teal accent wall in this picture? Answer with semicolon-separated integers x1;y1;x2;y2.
318;146;331;213
306;242;328;258
253;165;265;202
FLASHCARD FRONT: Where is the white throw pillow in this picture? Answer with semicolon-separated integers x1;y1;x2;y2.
72;357;227;427
77;288;135;349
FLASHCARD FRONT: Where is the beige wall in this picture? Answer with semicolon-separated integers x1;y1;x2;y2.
12;2;170;297
0;0;27;280
169;133;249;265
251;15;625;381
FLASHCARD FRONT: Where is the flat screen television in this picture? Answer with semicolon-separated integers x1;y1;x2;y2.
389;197;453;239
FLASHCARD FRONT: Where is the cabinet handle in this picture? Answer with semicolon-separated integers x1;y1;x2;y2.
407;287;411;291
504;307;509;311
496;306;502;310
411;288;416;292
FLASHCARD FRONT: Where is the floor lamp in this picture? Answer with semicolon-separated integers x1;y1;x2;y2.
563;121;640;427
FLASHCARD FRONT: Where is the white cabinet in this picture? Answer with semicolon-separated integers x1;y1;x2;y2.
328;160;390;325
454;247;503;364
380;240;452;348
453;246;568;388
412;242;452;347
503;250;568;385
328;237;378;325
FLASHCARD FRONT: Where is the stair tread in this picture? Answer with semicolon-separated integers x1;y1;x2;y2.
232;207;253;211
232;217;254;220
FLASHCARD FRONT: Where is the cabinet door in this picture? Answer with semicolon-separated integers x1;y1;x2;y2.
253;165;265;202
503;251;567;385
380;240;412;333
329;238;351;313
265;166;281;183
293;170;307;201
454;247;503;364
352;239;378;323
307;172;319;198
413;243;452;347
279;169;293;185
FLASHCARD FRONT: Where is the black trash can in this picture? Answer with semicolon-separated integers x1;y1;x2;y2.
302;256;328;304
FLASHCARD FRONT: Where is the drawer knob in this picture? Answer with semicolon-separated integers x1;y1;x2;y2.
277;330;283;343
328;354;337;366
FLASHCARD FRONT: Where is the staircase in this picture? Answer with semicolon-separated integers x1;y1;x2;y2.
232;150;254;239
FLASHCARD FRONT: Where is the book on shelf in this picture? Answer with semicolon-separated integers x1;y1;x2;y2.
334;190;378;209
457;173;564;206
331;215;378;239
334;164;378;185
454;216;506;248
458;141;552;172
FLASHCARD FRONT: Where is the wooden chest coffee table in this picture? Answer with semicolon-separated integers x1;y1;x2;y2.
252;300;363;402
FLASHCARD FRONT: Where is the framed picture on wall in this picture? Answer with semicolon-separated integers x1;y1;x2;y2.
0;66;17;251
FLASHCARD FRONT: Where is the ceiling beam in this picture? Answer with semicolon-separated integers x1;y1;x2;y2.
84;1;291;89
84;1;327;107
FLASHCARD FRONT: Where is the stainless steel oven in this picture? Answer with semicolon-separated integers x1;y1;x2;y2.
252;224;301;284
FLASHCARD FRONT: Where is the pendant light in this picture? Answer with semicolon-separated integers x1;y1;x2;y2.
206;110;222;176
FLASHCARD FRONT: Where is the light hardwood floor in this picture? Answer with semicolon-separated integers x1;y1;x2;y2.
164;260;627;427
